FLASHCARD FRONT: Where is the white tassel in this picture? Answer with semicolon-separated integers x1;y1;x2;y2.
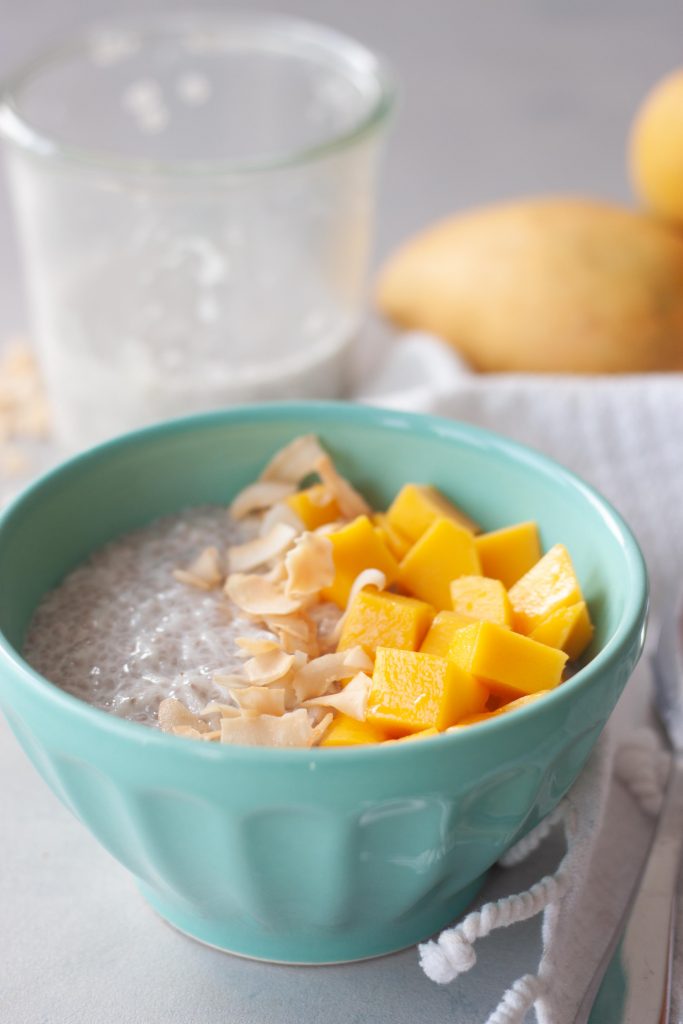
485;974;545;1024
615;727;670;817
418;861;570;984
499;802;567;867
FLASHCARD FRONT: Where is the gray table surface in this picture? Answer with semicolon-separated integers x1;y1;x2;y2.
0;2;679;1021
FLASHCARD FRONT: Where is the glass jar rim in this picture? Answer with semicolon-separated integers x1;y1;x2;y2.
0;11;396;178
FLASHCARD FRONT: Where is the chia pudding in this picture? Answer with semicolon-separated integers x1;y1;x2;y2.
23;477;345;740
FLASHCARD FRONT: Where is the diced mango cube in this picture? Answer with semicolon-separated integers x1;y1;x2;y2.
449;691;550;728
395;727;440;742
337;590;434;657
286;484;340;530
373;513;412;560
321;516;400;608
366;647;489;735
399;518;482;610
387;483;479;542
450;576;512;626
319;713;389;747
508;543;583;634
475;522;541;589
529;601;594;660
448;621;567;701
419;610;476;658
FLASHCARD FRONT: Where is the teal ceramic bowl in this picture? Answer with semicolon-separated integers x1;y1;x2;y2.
0;403;647;963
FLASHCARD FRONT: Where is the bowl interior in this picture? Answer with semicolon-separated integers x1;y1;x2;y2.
0;402;643;671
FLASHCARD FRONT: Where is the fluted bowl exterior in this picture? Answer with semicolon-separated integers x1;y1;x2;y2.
0;403;648;962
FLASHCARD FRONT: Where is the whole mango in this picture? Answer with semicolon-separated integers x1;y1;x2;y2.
376;197;683;373
630;69;683;228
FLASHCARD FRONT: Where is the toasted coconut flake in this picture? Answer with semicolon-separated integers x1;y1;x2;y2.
235;636;282;657
264;614;319;657
284;532;334;598
228;523;297;573
260;434;326;484
159;698;209;733
243;649;295;685
314;454;370;519
259;501;304;536
315;521;344;536
292;646;373;702
264;561;288;585
171;725;205;740
225;573;302;616
347;569;387;607
213;671;250;690
220;708;323;747
229;481;296;521
200;701;240;718
331;569;387;643
232;686;287;716
303;672;372;721
311;712;334;745
173;546;223;590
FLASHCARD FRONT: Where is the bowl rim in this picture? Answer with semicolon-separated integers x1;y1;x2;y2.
0;400;649;763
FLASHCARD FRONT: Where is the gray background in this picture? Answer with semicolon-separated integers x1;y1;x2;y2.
0;3;679;1022
1;0;682;341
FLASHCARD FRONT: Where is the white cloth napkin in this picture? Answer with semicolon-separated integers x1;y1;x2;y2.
357;332;683;1023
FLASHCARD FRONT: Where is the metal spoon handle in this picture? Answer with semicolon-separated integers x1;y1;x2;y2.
618;754;683;1023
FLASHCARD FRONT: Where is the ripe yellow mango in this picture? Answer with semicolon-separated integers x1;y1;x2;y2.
337;589;435;657
376;198;683;373
386;483;478;542
419;610;476;658
367;647;488;735
475;522;541;589
448;621;567;701
286;484;340;530
508;543;583;635
399;517;482;609
321;516;400;609
319;713;389;747
450;576;512;626
529;601;594;660
449;691;550;728
372;513;412;561
630;70;683;227
394;727;440;742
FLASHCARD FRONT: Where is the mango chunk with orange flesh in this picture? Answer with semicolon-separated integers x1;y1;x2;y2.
399;517;482;610
286;484;340;530
448;621;567;701
475;522;541;589
387;483;479;542
337;590;435;658
419;610;477;658
450;575;512;626
508;543;583;635
319;713;389;747
394;727;441;742
366;647;489;736
321;516;400;609
372;513;412;560
449;691;550;728
529;601;594;661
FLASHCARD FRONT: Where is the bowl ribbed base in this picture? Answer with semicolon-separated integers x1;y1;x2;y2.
137;873;487;965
